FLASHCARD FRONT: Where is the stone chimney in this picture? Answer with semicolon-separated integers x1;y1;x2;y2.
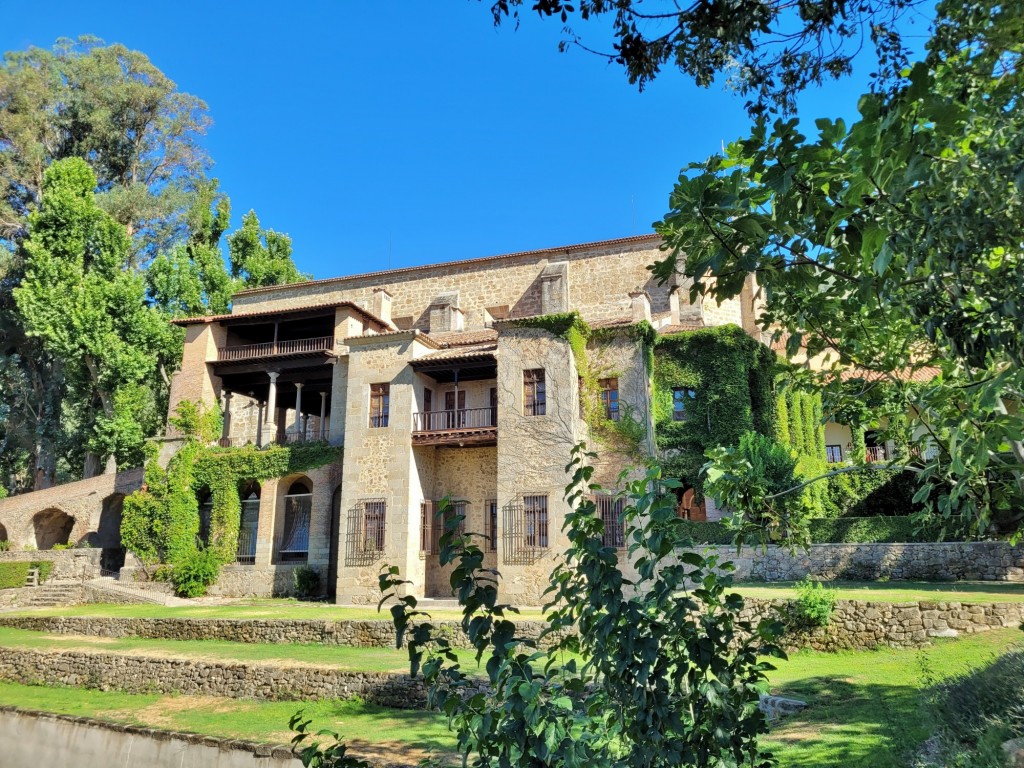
629;291;651;323
539;262;569;315
428;291;461;333
372;287;393;327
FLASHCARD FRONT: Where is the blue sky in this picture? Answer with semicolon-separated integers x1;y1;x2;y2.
2;2;932;279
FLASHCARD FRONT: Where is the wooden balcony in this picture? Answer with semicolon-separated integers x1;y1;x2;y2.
217;336;334;362
412;407;497;447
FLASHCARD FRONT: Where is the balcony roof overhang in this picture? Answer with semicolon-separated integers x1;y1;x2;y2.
410;345;497;383
171;301;389;331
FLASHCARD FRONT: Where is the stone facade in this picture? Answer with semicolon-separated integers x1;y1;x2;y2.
692;541;1024;582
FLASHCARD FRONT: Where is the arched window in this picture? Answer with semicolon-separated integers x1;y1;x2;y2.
237;482;261;564
278;479;312;563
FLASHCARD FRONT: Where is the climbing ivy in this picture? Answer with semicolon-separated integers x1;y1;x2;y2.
509;313;653;455
775;385;828;514
652;325;778;496
121;401;340;595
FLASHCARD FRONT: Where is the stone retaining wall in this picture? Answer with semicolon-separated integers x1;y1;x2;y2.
0;647;466;707
740;599;1024;652
0;548;102;581
0;615;553;648
692;542;1024;582
2;598;1020;653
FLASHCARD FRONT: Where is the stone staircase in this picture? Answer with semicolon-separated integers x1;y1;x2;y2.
85;575;190;607
21;581;85;608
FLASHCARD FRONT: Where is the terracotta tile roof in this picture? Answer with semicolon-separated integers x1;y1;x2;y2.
428;328;499;347
171;301;388;330
839;366;941;384
345;328;442;349
413;342;498;362
233;234;663;297
588;317;634;330
659;321;705;334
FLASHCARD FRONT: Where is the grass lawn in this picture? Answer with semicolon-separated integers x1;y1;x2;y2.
4;599;543;622
0;626;493;674
735;579;1024;604
764;627;1024;767
0;627;1018;765
0;682;456;765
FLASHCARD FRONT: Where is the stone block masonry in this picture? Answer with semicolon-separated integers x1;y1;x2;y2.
0;646;477;707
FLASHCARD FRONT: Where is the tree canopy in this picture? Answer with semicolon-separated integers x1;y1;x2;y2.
651;0;1024;535
486;0;924;114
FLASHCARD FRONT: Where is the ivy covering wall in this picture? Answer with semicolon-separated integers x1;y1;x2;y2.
776;385;828;513
121;402;340;595
652;325;778;495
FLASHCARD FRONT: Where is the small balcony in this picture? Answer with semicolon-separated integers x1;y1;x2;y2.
412;407;497;447
217;336;334;362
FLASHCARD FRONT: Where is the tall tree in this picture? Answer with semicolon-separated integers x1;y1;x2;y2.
227;210;309;288
651;0;1024;535
485;0;923;114
14;158;176;477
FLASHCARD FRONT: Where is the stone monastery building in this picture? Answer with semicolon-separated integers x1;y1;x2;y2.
3;233;874;605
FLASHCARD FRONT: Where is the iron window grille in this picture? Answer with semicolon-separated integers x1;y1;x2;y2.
420;499;467;554
486;499;498;553
345;498;387;566
595;494;626;549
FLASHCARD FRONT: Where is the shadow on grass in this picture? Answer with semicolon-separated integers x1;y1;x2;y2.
767;677;931;768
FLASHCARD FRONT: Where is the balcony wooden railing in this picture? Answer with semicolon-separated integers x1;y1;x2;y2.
216;336;334;362
865;445;888;462
413;408;497;432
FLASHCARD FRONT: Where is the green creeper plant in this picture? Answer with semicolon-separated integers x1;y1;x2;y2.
651;0;1024;537
377;443;784;768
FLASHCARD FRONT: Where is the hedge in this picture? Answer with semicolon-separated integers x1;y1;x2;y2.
0;561;55;590
821;466;920;518
678;517;950;545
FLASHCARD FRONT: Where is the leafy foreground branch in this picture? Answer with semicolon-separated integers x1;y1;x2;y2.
293;444;785;767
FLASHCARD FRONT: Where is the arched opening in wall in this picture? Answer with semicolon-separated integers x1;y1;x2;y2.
196;487;213;546
0;523;8;545
675;488;706;521
326;484;342;598
98;494;126;571
237;481;261;564
32;508;75;550
277;478;311;563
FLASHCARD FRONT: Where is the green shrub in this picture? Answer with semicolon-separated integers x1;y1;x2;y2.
170;547;221;598
821;465;920;518
0;561;55;589
0;540;10;552
292;566;321;600
677;516;947;544
51;542;75;551
792;577;837;627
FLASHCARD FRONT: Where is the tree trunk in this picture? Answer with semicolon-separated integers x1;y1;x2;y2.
83;452;102;479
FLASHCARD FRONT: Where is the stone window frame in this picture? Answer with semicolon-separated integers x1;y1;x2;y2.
369;383;390;428
523;494;549;548
523;369;546;417
599;377;620;421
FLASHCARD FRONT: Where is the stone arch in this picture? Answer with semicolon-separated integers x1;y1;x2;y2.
97;494;126;571
236;481;261;564
32;508;75;550
276;475;312;563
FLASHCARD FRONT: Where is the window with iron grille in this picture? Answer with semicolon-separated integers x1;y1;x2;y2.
369;383;390;428
523;369;546;416
672;387;696;421
345;498;387;565
486;499;498;552
599;378;620;421
523;494;549;548
826;444;843;463
595;494;626;549
421;499;467;554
